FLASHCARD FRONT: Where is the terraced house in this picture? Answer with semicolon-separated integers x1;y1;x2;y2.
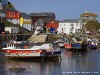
20;12;33;31
57;19;82;34
4;7;20;24
29;12;55;30
80;11;98;34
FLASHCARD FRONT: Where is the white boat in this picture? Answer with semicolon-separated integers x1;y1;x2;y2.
57;42;65;47
53;39;64;44
53;38;65;47
9;40;27;45
1;43;61;58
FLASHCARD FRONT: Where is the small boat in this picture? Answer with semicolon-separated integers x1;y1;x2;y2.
1;43;61;58
57;42;65;48
88;44;97;49
72;43;82;50
64;43;72;49
53;39;64;44
53;38;65;48
64;42;88;51
87;38;99;50
39;43;61;57
88;40;98;49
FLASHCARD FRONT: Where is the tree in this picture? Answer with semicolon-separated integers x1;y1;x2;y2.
98;22;100;28
85;20;99;33
5;2;14;8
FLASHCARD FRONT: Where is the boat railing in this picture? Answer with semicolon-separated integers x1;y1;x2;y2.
6;43;15;49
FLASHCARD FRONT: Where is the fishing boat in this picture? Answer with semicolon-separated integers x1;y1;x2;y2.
1;43;61;58
88;41;98;49
53;39;64;44
69;38;81;50
72;43;82;50
57;42;65;48
64;43;72;50
87;38;99;49
53;38;65;48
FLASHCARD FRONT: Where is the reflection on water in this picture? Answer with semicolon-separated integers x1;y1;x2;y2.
0;48;100;75
62;49;100;75
0;51;7;75
6;59;61;75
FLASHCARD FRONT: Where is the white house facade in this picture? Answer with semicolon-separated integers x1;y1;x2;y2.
20;13;33;31
57;19;82;34
7;19;19;24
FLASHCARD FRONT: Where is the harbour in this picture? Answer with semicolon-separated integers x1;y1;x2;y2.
0;0;100;75
0;47;100;75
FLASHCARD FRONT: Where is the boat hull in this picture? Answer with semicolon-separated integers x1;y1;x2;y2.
1;43;61;59
72;43;82;50
1;49;46;58
64;43;72;49
58;42;64;48
88;44;97;49
46;50;61;58
2;49;61;58
46;51;61;55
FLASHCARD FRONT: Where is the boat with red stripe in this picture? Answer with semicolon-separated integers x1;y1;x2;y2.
1;43;61;58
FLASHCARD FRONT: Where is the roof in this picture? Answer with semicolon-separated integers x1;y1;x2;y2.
29;12;55;18
80;12;98;17
46;21;59;28
3;7;19;12
20;12;31;19
0;9;5;13
60;19;78;23
0;9;6;17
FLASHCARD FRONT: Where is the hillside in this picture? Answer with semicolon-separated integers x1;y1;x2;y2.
4;20;33;34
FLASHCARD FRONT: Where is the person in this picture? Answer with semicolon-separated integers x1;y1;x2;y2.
24;44;28;49
21;41;24;49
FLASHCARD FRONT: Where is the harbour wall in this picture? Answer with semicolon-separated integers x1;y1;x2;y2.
1;34;100;43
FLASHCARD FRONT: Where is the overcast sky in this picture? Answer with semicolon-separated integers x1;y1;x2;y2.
8;0;100;21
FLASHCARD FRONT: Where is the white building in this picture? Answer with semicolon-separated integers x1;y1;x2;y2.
80;11;98;33
7;19;19;24
20;12;33;31
0;2;3;9
0;3;6;22
3;7;20;24
5;27;19;33
57;19;82;34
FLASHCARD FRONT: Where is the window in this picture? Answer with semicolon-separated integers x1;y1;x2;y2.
71;23;74;26
9;14;10;17
11;13;13;17
14;15;15;18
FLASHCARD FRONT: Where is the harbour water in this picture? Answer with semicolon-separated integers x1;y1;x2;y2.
0;48;100;75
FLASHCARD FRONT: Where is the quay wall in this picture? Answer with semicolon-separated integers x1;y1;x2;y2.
1;34;100;43
47;34;100;42
27;34;47;43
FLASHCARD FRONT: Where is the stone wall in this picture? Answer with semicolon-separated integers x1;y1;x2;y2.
27;34;47;43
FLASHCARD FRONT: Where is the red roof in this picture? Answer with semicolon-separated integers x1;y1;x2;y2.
46;21;59;28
